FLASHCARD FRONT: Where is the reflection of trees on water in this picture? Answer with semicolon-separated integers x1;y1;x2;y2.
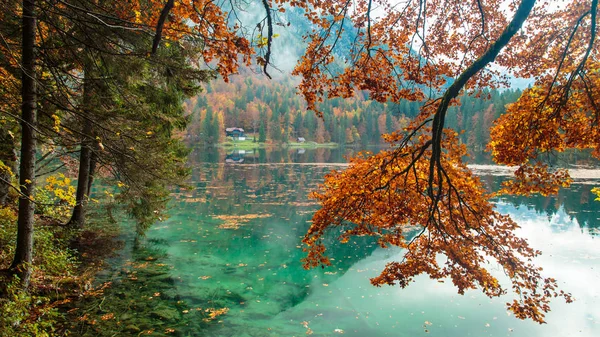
189;146;361;166
163;148;600;336
186;146;600;242
175;149;381;289
481;175;600;234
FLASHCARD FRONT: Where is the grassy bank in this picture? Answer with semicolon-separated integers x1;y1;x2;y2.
1;200;227;336
0;201;122;337
285;141;338;148
217;138;267;150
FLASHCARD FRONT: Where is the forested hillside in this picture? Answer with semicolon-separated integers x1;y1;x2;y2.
186;73;523;151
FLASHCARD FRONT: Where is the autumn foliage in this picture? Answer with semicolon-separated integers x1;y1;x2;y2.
295;0;599;323
304;126;573;322
119;0;253;77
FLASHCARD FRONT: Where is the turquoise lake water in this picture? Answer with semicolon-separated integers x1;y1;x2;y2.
108;147;600;336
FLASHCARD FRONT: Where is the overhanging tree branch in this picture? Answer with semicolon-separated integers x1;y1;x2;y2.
428;0;537;198
260;0;273;79
152;0;175;55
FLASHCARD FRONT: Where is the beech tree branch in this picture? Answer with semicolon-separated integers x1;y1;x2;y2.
428;0;537;199
152;0;175;55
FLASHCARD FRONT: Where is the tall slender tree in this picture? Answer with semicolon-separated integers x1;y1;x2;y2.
9;0;37;287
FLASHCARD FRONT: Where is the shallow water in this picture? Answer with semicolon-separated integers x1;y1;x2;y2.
121;147;600;336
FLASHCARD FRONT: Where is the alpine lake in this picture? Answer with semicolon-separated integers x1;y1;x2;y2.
91;146;600;337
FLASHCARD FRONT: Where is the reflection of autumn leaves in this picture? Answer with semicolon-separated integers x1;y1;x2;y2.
214;213;272;230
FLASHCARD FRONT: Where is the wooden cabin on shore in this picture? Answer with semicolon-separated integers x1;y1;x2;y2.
225;127;246;140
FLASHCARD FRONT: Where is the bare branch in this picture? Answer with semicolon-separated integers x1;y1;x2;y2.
260;0;273;79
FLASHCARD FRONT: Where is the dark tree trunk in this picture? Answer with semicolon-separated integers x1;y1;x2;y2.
10;0;37;288
86;148;97;198
69;69;94;228
69;121;92;228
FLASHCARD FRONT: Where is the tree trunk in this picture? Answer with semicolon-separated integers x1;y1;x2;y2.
10;0;37;288
87;148;97;198
69;122;92;228
69;68;94;228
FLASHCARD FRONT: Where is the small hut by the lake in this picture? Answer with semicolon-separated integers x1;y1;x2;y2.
226;127;246;140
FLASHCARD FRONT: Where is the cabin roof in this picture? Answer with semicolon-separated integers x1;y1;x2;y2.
225;127;245;132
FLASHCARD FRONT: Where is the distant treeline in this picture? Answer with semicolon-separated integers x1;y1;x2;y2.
185;74;523;151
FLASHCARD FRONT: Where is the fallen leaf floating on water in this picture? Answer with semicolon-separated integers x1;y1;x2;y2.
215;213;272;229
202;308;230;322
100;313;114;321
214;214;272;220
182;197;206;203
218;222;243;230
301;321;314;335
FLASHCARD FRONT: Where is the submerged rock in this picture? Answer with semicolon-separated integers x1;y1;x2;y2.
125;324;141;333
223;291;246;304
150;275;177;285
150;305;182;322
